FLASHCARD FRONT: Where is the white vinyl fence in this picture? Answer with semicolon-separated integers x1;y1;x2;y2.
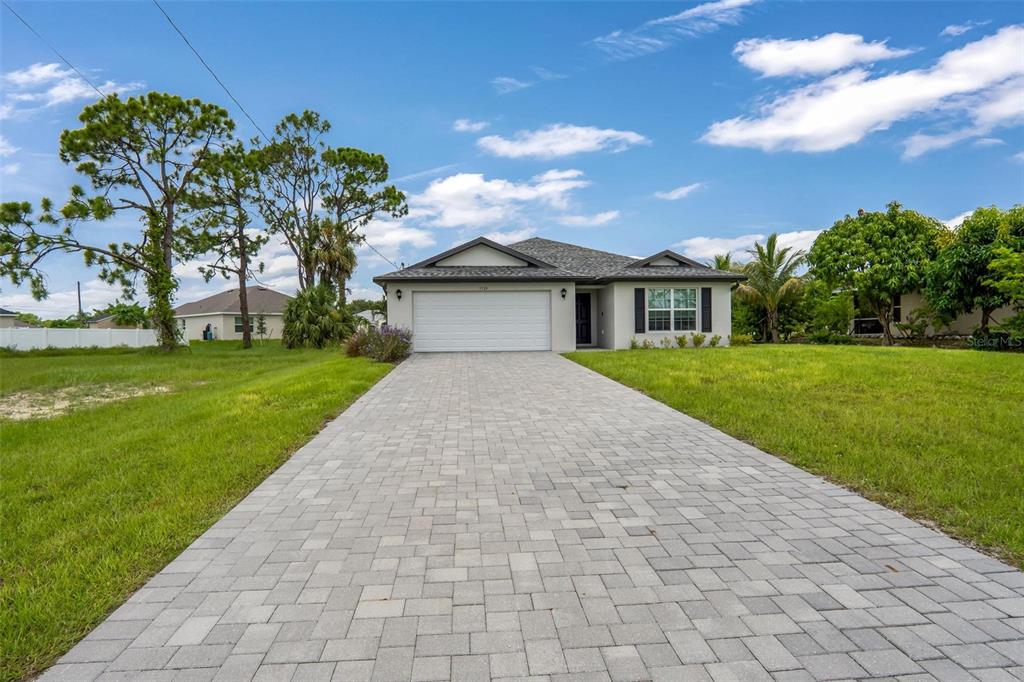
0;327;160;351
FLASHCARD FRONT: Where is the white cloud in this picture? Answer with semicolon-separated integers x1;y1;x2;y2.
0;134;17;157
1014;151;1024;163
0;162;20;176
654;182;705;200
674;229;821;260
483;227;537;244
358;219;436;260
1;62;144;118
734;33;914;77
557;210;620;227
532;66;566;81
491;76;533;94
477;123;649;159
704;25;1024;154
941;20;990;37
943;211;974;228
453;118;488;133
591;0;758;61
393;163;458;183
974;137;1004;146
412;169;590;228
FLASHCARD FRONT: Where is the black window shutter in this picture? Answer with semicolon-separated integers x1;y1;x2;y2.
701;287;712;332
634;288;645;333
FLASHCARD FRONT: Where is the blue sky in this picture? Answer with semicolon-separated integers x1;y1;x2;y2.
1;1;1022;317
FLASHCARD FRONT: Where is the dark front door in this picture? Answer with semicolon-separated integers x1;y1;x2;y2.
575;292;592;345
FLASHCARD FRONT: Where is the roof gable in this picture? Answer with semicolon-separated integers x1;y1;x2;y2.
406;237;554;270
626;250;708;269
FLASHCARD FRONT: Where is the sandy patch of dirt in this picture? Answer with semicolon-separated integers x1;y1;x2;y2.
0;384;171;421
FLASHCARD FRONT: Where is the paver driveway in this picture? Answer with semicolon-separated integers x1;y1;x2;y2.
45;353;1024;681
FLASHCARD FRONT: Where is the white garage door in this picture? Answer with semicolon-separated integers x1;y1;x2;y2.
413;291;551;352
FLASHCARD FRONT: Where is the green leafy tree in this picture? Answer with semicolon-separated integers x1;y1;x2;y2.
252;111;406;307
737;234;805;343
187;141;267;349
255;312;268;342
809;202;941;345
92;301;149;328
925;206;1024;334
0;93;234;349
14;312;43;327
281;284;352;348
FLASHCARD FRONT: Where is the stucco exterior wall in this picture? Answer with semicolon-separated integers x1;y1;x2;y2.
435;245;528;267
0;316;14;329
384;281;577;352
899;290;1015;336
176;313;285;342
595;286;615;349
610;281;734;348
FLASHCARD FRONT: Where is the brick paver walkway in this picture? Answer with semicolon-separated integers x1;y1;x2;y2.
45;353;1024;681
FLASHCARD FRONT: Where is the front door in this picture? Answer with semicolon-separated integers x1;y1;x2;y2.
575;292;592;345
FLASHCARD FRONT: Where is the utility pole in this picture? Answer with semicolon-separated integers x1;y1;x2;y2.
77;281;84;324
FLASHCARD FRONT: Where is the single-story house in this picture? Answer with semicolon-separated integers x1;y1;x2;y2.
373;236;744;352
852;290;1016;337
0;307;15;329
173;287;291;341
88;314;140;329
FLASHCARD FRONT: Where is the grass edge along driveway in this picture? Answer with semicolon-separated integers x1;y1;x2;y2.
0;343;391;682
566;345;1024;570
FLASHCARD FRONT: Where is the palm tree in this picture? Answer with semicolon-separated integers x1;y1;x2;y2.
711;253;737;272
738;234;805;343
314;219;359;307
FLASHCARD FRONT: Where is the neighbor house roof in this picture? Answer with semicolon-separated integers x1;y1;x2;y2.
0;307;15;316
373;236;743;284
173;287;292;317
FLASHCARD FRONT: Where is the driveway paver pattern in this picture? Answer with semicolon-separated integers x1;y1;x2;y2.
44;353;1024;681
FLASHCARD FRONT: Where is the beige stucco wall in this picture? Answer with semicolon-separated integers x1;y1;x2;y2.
899;290;1015;336
435;245;528;267
595;286;616;349
0;316;14;329
610;281;734;347
176;313;284;342
383;281;577;352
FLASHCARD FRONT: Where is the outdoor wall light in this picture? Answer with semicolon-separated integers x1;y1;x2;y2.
560;288;567;299
395;289;402;300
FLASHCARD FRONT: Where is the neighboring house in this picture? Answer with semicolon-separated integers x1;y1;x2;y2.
373;236;743;352
173;287;291;341
354;309;385;328
851;290;1016;337
0;308;15;329
89;315;139;330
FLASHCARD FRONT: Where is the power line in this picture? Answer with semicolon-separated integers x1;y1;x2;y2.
1;0;106;98
149;1;401;270
150;0;270;142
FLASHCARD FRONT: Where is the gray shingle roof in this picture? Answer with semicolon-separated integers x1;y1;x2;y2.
373;236;743;284
0;307;15;316
173;287;292;316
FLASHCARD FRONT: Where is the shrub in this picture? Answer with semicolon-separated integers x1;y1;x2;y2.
709;334;721;347
345;328;373;357
658;336;673;349
282;285;351;349
731;333;753;346
629;337;640;349
641;338;656;349
808;330;855;344
675;335;689;348
367;325;413;362
692;332;707;348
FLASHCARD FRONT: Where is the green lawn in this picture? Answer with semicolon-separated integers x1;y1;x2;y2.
0;342;391;682
567;345;1024;569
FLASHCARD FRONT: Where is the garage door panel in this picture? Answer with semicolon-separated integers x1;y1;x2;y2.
413;291;551;352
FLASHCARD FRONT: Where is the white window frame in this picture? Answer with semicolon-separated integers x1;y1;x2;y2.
647;287;698;332
233;316;253;334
